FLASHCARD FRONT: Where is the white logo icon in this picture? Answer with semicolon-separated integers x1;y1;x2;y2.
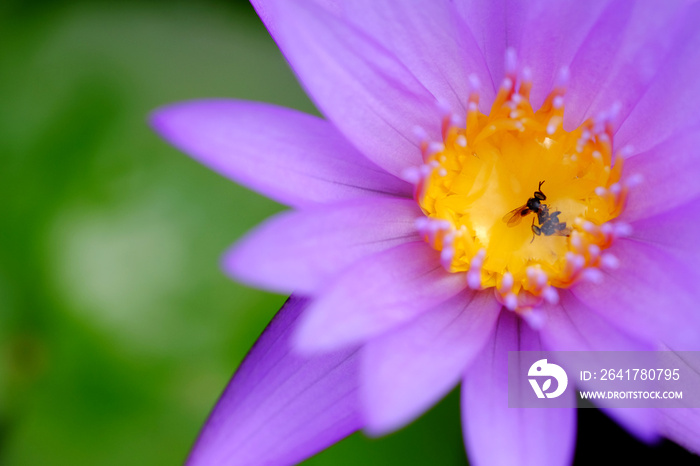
528;359;568;399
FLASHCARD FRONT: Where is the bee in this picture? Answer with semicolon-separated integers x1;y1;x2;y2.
502;180;547;227
502;181;572;242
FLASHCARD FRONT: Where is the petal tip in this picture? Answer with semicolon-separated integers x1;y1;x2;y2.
148;101;198;143
361;404;424;439
362;421;400;439
148;99;232;142
220;245;294;295
148;105;174;137
220;245;246;281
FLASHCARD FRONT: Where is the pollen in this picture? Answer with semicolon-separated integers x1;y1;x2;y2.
405;54;637;317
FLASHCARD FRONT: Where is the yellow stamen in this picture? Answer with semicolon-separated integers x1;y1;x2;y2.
413;69;632;312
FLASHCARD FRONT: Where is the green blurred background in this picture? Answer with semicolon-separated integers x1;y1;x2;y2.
0;1;467;464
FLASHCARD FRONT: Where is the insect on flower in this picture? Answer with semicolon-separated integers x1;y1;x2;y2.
152;0;700;465
502;180;548;227
502;180;572;242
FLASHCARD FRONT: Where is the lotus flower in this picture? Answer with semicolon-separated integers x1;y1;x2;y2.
152;1;700;464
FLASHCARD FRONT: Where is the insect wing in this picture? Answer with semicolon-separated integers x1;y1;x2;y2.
503;205;529;226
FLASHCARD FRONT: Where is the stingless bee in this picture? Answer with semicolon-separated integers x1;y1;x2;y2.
502;180;547;227
502;180;572;242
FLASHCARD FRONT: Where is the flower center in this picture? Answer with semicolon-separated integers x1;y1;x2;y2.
406;61;638;316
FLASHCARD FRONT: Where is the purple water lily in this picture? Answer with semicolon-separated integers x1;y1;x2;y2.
152;1;700;464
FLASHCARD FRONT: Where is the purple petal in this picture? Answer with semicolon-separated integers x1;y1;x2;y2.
251;0;443;177
456;1;697;135
519;2;690;130
660;408;700;455
539;292;659;442
572;238;700;351
627;197;700;266
361;290;500;435
563;1;636;128
454;0;617;108
224;198;422;294
513;0;614;112
151;100;411;207
577;1;695;133
621;124;700;221
540;290;653;352
251;0;341;39
452;0;515;92
462;311;576;466
340;0;495;114
293;242;467;353
187;296;361;466
598;407;659;445
615;4;700;153
657;346;700;453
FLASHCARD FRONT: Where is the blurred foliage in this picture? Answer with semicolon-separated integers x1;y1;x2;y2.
0;0;467;464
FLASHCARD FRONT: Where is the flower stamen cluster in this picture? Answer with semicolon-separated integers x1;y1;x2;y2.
404;52;641;318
